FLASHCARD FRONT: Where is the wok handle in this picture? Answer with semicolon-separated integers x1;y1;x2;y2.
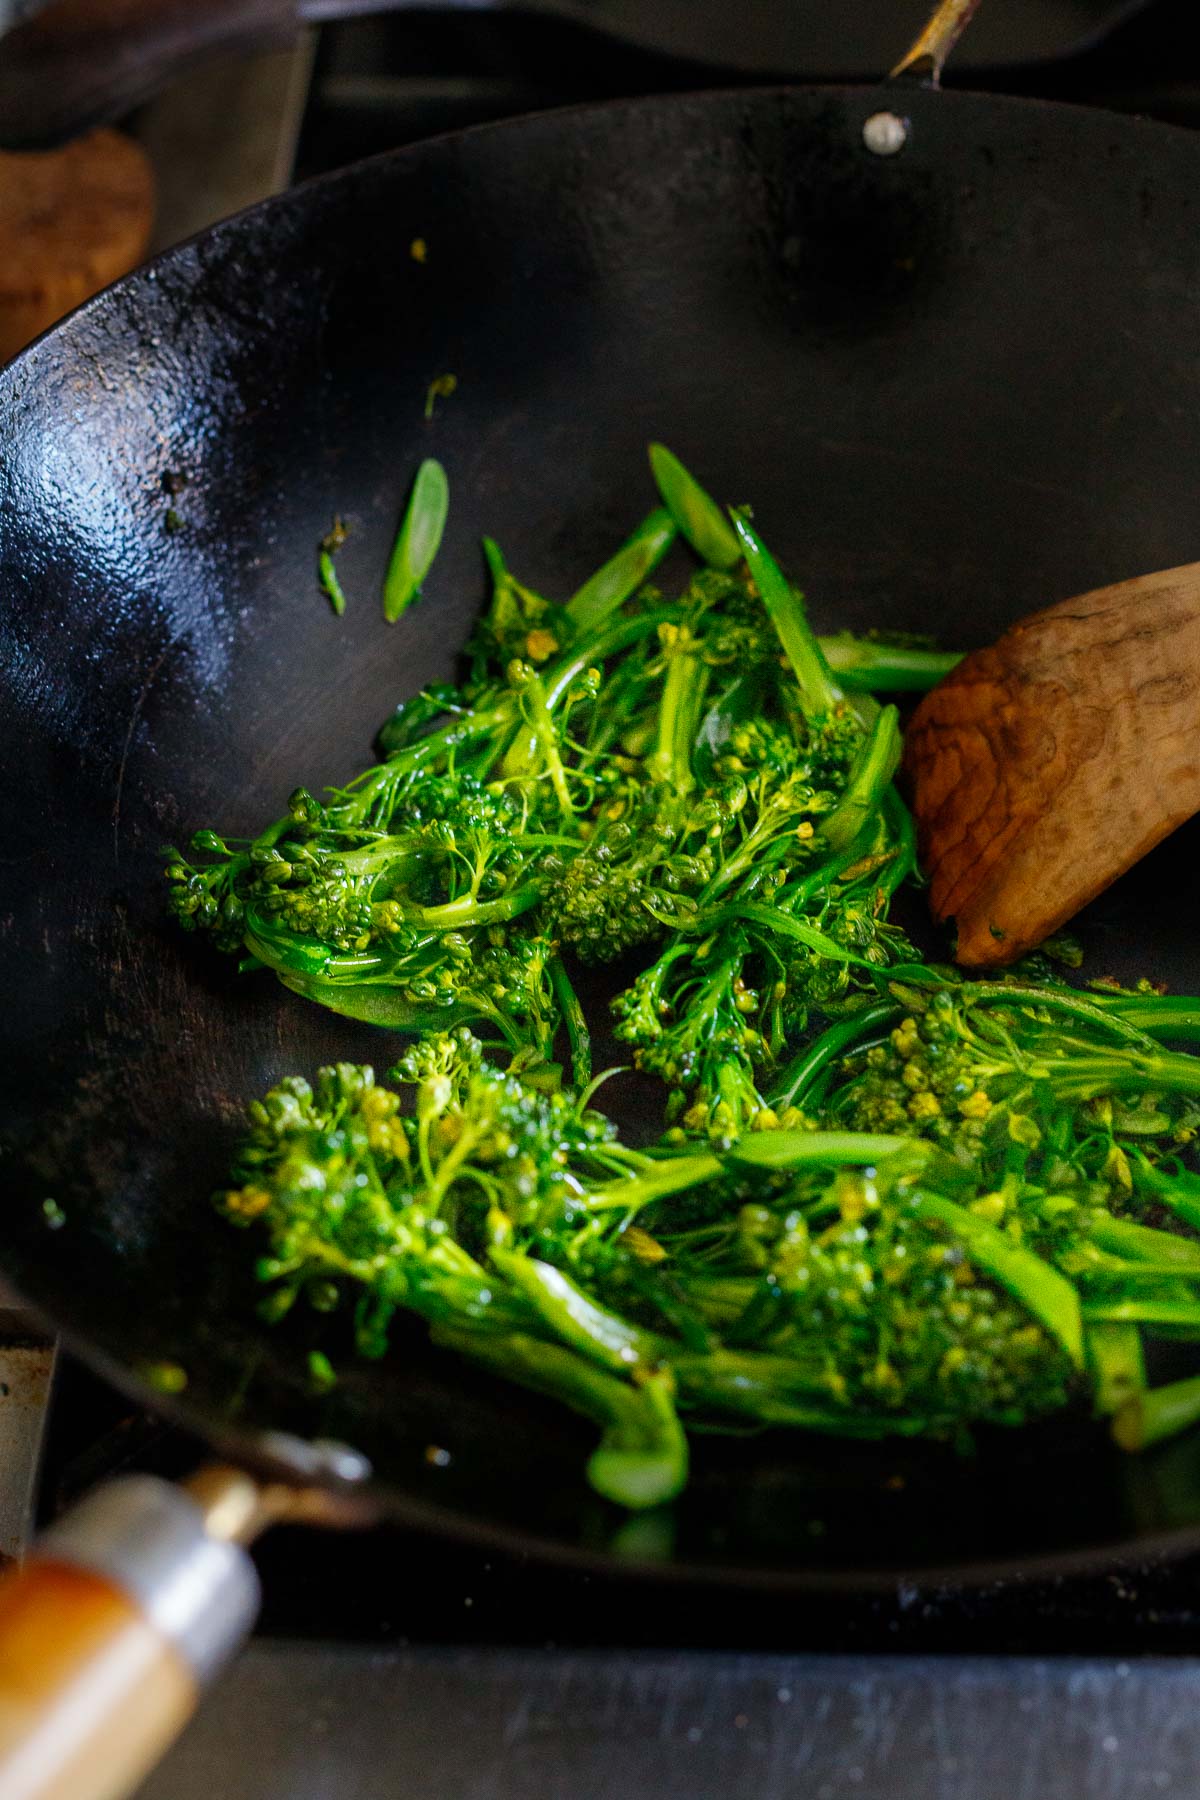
0;1473;262;1800
890;0;984;85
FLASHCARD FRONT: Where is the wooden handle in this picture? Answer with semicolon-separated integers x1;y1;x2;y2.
0;1474;262;1800
0;129;154;364
0;1559;197;1800
890;0;984;85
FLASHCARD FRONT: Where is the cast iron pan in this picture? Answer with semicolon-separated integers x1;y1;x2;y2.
4;76;1200;1588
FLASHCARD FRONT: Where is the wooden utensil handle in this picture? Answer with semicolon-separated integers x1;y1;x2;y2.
891;0;984;84
0;1476;260;1800
0;1561;196;1800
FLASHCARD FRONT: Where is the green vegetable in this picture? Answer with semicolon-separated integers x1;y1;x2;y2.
318;550;348;616
383;457;449;622
169;441;1200;1508
566;508;677;632
648;443;741;570
731;510;842;719
1114;1374;1200;1452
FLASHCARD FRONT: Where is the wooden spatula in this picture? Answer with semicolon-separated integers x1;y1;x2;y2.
903;562;1200;968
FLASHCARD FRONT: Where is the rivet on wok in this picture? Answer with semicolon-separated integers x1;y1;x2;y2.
862;111;909;157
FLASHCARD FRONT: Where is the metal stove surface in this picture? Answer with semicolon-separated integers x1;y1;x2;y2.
15;5;1200;1793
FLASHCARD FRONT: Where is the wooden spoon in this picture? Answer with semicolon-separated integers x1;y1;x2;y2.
903;561;1200;968
0;127;153;364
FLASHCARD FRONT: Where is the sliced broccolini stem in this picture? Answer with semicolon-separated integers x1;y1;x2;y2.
1129;1155;1200;1235
586;1153;724;1215
726;1129;917;1171
490;1250;667;1374
912;1190;1085;1367
1113;1372;1200;1452
661;900;872;966
549;955;592;1091
822;706;902;852
647;629;707;793
731;510;843;719
566;508;677;632
769;1000;902;1111
433;1326;688;1508
1090;994;1200;1044
1087;1213;1200;1269
816;633;962;692
648;443;741;570
670;1351;933;1436
383;458;449;623
1084;1299;1200;1329
1087;1322;1146;1416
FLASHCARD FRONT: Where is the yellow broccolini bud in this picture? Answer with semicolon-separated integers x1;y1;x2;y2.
907;1091;941;1122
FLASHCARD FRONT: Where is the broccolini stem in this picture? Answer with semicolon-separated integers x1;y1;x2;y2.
1130;1155;1200;1235
566;509;678;632
586;1152;724;1214
769;1001;901;1110
432;1326;688;1508
669;1352;934;1436
406;879;544;931
491;1250;666;1373
508;664;576;820
731;511;843;719
1087;1300;1200;1328
822;706;902;853
963;984;1165;1055
1090;994;1200;1044
647;630;707;794
673;901;872;966
1113;1372;1200;1452
1043;1050;1200;1102
1087;1323;1146;1415
727;1129;918;1171
542;607;680;709
816;634;963;693
498;606;679;780
1087;1214;1200;1269
648;443;741;571
912;1190;1085;1367
549;954;592;1090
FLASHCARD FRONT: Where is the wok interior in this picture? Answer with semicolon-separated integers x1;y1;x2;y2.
4;87;1200;1581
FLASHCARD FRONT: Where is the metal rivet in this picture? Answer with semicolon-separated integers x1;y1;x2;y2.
862;111;909;157
259;1430;373;1484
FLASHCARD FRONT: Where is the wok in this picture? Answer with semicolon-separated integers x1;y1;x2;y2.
5;0;1200;1790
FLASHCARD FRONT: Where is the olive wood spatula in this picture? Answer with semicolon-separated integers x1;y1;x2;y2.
903;560;1200;969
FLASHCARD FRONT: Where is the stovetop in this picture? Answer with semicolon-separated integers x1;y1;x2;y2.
11;6;1200;1793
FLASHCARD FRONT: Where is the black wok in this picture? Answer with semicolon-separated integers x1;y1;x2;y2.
6;29;1200;1616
